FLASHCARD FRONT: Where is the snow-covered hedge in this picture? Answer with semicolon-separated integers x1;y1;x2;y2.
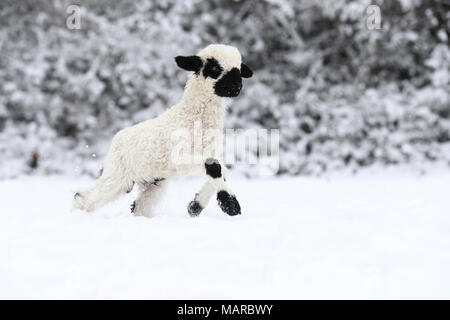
0;0;449;178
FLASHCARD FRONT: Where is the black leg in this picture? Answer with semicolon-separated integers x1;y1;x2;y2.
188;158;242;217
205;158;222;178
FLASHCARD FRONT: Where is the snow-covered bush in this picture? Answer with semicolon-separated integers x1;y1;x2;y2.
0;0;449;178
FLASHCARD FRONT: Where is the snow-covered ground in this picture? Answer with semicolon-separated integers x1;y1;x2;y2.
1;170;450;299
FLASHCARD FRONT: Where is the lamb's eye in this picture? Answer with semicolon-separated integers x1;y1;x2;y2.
203;58;222;79
210;65;221;77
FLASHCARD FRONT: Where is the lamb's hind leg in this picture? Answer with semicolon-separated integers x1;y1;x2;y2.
132;179;168;218
72;172;133;212
188;158;241;217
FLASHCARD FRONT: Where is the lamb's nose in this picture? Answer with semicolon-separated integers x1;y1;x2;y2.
232;82;242;91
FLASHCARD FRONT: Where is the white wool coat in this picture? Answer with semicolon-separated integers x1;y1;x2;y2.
98;44;242;189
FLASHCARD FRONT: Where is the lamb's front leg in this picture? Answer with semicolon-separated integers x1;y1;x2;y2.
188;158;241;217
187;179;216;217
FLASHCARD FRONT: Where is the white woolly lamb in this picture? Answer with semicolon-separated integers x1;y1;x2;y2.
72;44;253;217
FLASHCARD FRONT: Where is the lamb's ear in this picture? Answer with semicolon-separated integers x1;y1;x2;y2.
175;55;203;73
240;63;253;78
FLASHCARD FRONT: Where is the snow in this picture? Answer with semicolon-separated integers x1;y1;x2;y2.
1;171;450;299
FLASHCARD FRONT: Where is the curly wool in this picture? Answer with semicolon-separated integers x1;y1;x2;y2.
72;44;243;213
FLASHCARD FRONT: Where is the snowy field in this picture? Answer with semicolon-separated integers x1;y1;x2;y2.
1;170;450;299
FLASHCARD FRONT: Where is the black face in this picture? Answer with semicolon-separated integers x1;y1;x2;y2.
214;68;242;97
175;54;253;98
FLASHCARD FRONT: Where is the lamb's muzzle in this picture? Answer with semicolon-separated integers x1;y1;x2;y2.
214;68;243;97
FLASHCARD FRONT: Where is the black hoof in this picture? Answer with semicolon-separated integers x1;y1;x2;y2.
188;200;203;217
130;200;136;214
217;190;241;216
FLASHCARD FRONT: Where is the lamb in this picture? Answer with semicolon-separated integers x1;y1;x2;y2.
72;44;253;217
